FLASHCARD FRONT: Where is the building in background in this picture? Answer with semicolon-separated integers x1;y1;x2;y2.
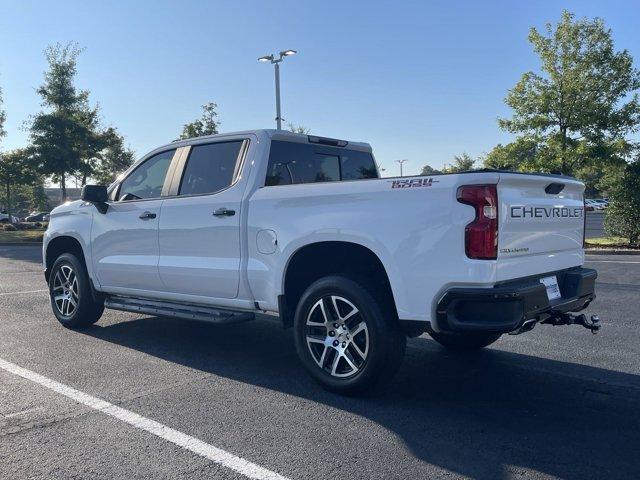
45;188;81;208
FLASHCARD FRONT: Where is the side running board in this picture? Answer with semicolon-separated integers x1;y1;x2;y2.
104;296;255;325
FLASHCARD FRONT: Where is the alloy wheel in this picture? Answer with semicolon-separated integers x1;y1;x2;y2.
52;264;79;317
305;295;369;378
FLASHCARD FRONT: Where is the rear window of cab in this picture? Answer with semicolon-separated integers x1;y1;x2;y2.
265;141;378;186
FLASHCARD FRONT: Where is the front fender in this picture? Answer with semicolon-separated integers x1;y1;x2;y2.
43;202;95;285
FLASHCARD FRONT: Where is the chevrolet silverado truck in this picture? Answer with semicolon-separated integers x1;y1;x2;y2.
43;129;598;393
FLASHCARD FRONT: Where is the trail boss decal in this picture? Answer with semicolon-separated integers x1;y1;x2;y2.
510;206;583;219
389;178;439;189
500;247;530;255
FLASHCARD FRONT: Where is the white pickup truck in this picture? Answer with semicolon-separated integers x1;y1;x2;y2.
43;129;598;393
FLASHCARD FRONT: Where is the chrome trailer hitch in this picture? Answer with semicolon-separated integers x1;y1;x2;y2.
541;312;601;334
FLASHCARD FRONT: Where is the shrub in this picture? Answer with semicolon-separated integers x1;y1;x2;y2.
604;160;640;246
3;224;17;231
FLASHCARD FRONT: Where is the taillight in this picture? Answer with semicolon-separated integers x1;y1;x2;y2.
457;184;498;260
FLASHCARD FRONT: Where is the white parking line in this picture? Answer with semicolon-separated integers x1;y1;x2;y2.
0;357;290;480
0;289;48;296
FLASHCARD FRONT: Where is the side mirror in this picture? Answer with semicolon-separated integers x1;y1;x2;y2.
81;185;109;214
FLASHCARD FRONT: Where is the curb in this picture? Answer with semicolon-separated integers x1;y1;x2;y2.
0;242;43;247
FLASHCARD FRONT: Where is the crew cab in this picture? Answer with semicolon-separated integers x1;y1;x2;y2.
43;129;598;393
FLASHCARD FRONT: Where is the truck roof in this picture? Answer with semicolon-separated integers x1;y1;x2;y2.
162;129;372;153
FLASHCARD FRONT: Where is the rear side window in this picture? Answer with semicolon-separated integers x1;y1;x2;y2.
179;141;243;196
265;141;377;186
313;154;340;182
340;150;378;180
118;149;175;201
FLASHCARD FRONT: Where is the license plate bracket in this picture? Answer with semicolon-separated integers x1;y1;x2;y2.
540;275;561;301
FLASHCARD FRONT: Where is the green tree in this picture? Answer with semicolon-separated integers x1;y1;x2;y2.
93;128;135;185
0;84;7;213
443;153;476;173
30;181;50;212
1;184;45;219
575;160;626;198
0;83;7;204
179;102;220;139
0;149;38;222
288;123;310;134
75;105;111;186
420;164;441;175
604;159;640;245
484;137;543;171
29;43;107;202
0;89;49;216
497;11;640;176
0;84;6;142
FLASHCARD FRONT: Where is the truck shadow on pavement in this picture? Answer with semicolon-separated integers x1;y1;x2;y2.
81;316;640;480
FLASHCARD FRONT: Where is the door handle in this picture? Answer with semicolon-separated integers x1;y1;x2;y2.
139;211;156;220
213;207;235;217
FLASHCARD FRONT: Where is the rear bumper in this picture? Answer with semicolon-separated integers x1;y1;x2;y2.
436;266;596;333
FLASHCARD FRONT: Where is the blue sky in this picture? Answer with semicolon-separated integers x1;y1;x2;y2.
1;0;639;176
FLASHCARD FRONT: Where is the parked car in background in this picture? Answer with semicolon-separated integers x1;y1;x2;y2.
586;199;607;210
26;212;51;222
0;211;20;223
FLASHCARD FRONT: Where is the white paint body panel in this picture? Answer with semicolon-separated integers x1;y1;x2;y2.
496;175;585;281
246;174;499;322
43;129;586;329
158;192;242;299
43;201;95;281
90;199;164;291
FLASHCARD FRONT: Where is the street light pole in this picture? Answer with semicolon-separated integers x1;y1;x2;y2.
259;50;297;130
395;159;408;177
274;62;282;130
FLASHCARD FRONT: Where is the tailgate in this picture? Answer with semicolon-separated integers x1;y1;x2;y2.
496;174;585;282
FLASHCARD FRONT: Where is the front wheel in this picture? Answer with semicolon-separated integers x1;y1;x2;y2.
429;331;501;351
49;253;104;328
293;276;406;394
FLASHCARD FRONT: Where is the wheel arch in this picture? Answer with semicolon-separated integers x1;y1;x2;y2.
45;235;88;283
280;241;399;328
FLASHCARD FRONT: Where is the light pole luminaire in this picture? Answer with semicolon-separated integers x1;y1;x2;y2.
258;50;297;130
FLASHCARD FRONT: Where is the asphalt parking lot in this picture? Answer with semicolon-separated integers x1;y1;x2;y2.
1;246;639;480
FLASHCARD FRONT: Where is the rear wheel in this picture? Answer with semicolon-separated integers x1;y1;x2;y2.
293;276;406;394
429;331;501;351
49;253;104;328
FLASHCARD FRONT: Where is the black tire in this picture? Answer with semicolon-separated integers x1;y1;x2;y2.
293;275;406;394
48;252;104;329
429;331;501;351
